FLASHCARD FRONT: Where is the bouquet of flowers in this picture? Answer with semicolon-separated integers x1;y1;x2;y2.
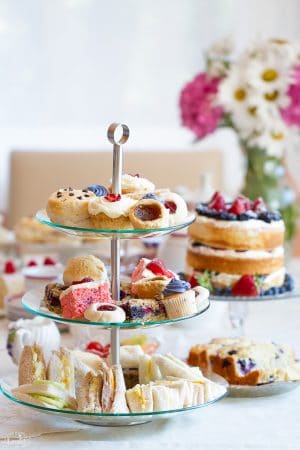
179;38;300;240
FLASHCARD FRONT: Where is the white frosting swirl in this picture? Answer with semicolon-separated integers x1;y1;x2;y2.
121;174;155;193
88;196;137;219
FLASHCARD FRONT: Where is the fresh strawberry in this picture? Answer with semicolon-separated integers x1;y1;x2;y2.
104;193;121;202
252;197;266;212
86;341;104;352
146;259;174;278
208;191;226;211
4;260;16;274
232;275;258;297
164;201;177;214
188;274;199;288
44;257;56;265
27;260;38;267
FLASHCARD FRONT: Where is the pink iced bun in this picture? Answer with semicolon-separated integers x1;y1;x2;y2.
60;281;113;319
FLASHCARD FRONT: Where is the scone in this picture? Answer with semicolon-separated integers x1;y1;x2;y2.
46;188;96;228
63;255;107;284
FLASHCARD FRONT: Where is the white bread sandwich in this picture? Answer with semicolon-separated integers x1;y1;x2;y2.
18;344;46;386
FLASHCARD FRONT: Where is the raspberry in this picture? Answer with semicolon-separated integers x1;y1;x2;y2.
44;257;56;265
232;275;258;297
229;195;251;215
252;197;266;212
104;193;121;202
146;259;174;278
164;201;177;214
27;260;38;267
188;275;199;288
4;260;16;274
208;191;226;211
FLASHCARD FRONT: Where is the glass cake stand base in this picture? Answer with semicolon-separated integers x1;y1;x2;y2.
210;288;299;335
0;380;227;427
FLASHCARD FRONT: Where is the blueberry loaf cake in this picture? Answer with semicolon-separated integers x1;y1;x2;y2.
187;337;300;385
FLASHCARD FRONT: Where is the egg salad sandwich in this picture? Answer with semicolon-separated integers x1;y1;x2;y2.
18;344;47;386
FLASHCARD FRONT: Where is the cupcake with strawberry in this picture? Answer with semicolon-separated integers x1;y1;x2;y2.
131;258;177;299
186;191;293;297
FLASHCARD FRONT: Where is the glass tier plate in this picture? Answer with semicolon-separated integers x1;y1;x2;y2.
22;288;210;328
210;288;299;302
36;210;195;239
228;379;300;397
0;380;227;427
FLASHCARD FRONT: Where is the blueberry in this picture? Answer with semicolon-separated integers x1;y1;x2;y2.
238;358;256;374
219;211;231;220
214;287;223;295
278;286;285;294
223;287;232;295
238;213;250;221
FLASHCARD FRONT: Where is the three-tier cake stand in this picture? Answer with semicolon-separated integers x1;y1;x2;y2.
1;123;227;426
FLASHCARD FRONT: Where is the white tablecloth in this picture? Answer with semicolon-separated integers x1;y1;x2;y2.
1;260;300;449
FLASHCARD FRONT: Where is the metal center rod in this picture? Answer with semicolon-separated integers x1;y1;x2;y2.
109;125;127;366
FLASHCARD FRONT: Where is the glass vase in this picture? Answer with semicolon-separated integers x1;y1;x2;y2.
242;145;298;242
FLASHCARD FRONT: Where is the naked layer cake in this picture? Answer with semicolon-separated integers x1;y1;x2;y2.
186;191;293;297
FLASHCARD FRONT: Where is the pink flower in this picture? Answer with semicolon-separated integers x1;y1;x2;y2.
281;65;300;127
179;73;223;139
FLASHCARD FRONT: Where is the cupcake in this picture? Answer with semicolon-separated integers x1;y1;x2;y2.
88;194;136;229
131;258;176;299
162;278;197;319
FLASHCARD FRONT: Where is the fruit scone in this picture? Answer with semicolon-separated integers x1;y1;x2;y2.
46;174;189;230
187;337;300;385
186;191;293;297
43;255;113;319
120;258;210;321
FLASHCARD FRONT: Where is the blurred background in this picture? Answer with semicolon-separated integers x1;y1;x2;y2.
0;0;300;212
0;0;300;343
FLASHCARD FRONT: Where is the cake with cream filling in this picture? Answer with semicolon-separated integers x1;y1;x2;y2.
186;191;293;297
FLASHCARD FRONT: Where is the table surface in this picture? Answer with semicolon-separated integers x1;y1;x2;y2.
1;260;300;449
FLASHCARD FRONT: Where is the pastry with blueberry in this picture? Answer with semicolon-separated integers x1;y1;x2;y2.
187;337;300;385
186;191;292;297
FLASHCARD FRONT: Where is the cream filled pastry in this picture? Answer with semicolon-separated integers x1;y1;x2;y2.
84;302;126;323
88;194;136;229
118;174;155;195
159;192;188;225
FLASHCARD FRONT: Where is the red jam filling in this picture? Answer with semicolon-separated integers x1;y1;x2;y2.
164;201;177;214
97;304;117;311
104;193;121;202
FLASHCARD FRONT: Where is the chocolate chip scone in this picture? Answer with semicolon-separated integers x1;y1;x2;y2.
46;187;96;228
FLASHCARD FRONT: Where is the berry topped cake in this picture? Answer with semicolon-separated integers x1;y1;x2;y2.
186;191;293;297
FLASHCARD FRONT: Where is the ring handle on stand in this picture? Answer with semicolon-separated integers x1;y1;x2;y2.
107;123;130;145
